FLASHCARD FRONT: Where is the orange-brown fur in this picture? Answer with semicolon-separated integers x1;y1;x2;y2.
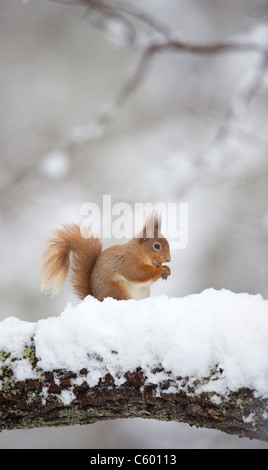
41;215;171;301
41;224;102;299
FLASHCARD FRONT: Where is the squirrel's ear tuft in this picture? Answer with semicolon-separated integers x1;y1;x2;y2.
153;211;162;235
141;221;149;242
142;211;162;240
142;226;147;241
136;211;162;241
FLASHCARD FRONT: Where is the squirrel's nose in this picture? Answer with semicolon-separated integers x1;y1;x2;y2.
164;253;171;263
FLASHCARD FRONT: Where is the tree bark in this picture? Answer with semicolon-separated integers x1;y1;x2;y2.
0;354;267;442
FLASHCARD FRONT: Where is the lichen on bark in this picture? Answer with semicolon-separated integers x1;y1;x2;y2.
0;350;267;442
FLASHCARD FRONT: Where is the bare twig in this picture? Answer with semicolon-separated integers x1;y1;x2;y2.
46;0;176;39
210;51;268;146
69;36;267;146
2;0;268;214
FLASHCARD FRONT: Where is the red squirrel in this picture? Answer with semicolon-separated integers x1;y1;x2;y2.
41;213;171;301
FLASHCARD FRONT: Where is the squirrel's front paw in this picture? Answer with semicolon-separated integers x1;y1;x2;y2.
160;265;171;280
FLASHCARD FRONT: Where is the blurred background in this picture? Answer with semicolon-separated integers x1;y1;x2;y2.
0;0;268;449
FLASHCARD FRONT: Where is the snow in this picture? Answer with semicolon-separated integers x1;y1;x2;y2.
12;359;39;382
0;316;36;357
238;24;268;48
38;150;70;179
71;121;103;144
59;389;76;406
0;289;268;404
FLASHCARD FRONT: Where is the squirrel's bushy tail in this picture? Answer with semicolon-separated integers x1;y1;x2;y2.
41;224;103;299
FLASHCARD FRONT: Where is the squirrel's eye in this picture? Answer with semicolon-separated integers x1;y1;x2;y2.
154;243;161;250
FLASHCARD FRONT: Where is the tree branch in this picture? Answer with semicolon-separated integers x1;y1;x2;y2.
1;290;268;443
0;359;268;441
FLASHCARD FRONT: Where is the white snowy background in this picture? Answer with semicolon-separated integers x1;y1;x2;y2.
0;0;268;448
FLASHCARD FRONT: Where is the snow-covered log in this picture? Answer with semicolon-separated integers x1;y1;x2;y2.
0;289;268;441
